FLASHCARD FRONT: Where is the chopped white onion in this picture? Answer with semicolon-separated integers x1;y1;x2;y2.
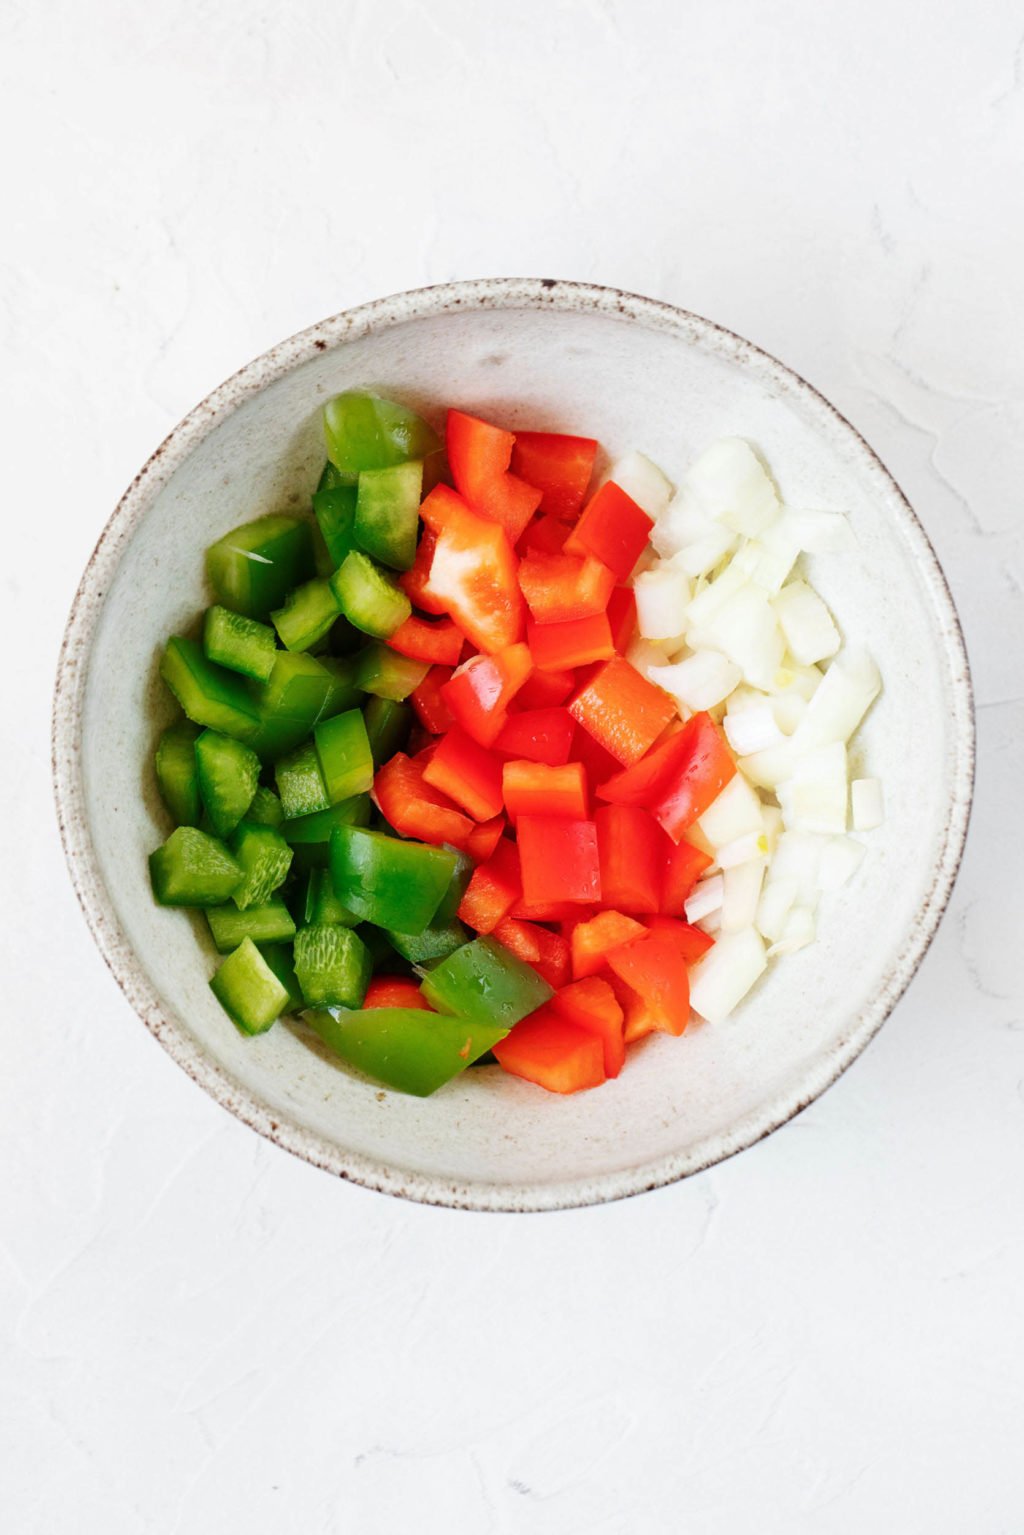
689;927;768;1023
698;772;765;847
686;562;749;629
724;698;786;755
777;743;848;835
648;650;741;712
634;561;692;640
738;742;800;790
698;586;785;690
816;835;867;891
784;508;857;554
793;646;880;749
684;873;724;924
686;439;780;537
769;831;826;900
625;636;677;688
851;777;885;831
732;532;800;595
721;859;767;932
756;875;799;942
761;804;783;855
716;829;771;868
767;904;817;957
671;522;738;577
773;581;841;666
651;488;712;556
610;451;674;521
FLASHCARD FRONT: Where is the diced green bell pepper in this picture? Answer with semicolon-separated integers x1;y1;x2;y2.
304;1005;506;1096
271;578;341;653
323;391;440;479
354;460;423;571
330;552;411;639
155;720;201;826
329;824;456;934
317;655;362;719
420;936;553;1029
358;922;401;971
363;696;411;765
203;605;278;682
207;899;296;953
385;919;468;965
229;822;293;909
258;941;303;1011
206;514;315;620
160;637;260;743
149;826;243;906
245;785;284;827
281;793;372;850
314;709;373;804
432;848;474;926
313;484;358;566
302;868;359;926
276;741;329;819
354;643;428;701
211;937;288;1035
248;652;335;759
195;729;260;838
294;923;371;1008
317;460;349;493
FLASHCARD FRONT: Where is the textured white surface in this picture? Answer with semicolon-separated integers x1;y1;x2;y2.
4;0;1023;1528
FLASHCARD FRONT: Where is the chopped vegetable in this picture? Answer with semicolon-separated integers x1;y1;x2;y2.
211;938;289;1035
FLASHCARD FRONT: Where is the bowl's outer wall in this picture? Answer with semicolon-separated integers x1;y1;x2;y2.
56;282;973;1210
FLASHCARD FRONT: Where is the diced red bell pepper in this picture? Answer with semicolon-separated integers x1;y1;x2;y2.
570;909;647;979
510;896;591;923
642;914;715;964
564;480;654;580
606;586;638;653
608;974;662;1044
458;838;522;934
421;725;504;821
571;725;624;786
527;612;615;671
509;430;598;519
493;918;571;989
569;656;677;766
493;1005;606;1094
445;409;542;543
552;976;625;1078
503;760;588;822
465;814;506;862
519;515;571;556
594;804;667;914
512;668;575;710
649;711;737;840
494;706;575;766
363;977;431;1010
420;483;525;653
594;721;687;804
517;816;601;906
409;665;455;735
605;930;691;1036
660;837;714;913
388;614;465;666
517;550;616;625
398;527;448;616
441;644;533;747
373;752;474;849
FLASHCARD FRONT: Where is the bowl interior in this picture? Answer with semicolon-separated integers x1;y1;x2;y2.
65;286;971;1209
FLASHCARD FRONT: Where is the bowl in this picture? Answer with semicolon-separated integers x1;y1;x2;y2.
53;278;974;1211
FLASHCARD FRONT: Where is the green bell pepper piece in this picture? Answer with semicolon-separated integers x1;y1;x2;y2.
329;824;457;934
363;696;411;765
275;741;329;819
155;720;201;827
271;578;341;653
149;826;243;907
160;637;260;743
330;551;411;639
354;460;423;571
304;1004;507;1096
314;709;373;804
244;785;284;827
323;392;440;479
203;605;278;682
281;793;372;848
420;936;553;1028
317;460;348;493
317;655;362;720
313;483;358;566
207;899;296;953
294;923;371;1008
194;729;261;838
248;652;335;759
229;822;293;910
354;643;428;701
211;938;288;1035
258;941;303;1011
302;868;359;927
206;514;315;620
385;919;468;965
431;848;474;926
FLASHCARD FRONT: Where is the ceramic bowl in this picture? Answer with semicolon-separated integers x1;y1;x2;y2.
53;279;974;1211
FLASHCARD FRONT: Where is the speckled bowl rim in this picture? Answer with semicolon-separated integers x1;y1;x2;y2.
52;277;975;1212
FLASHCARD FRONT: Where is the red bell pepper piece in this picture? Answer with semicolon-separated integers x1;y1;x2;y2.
552;976;625;1078
421;725;504;821
519;515;571;556
388;614;465;666
527;612;615;671
512;668;575;710
571;725;624;786
608;974;663;1044
363;977;432;1010
445;410;542;544
517;550;616;625
494;706;575;766
594;804;667;914
493;918;571;989
441;644;533;747
409;665;455;736
420;483;525;653
509;430;598;519
642;914;715;964
605;930;690;1036
660;837;714;913
593;721;687;804
569;656;677;766
493;1005;606;1093
502;760;588;822
517;816;601;906
606;586;638;653
570;909;647;979
373;752;474;849
458;838;522;934
465;814;507;862
564;480;654;580
510;896;591;923
650;712;737;840
397;527;448;616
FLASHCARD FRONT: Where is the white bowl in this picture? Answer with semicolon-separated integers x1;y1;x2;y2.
53;279;974;1211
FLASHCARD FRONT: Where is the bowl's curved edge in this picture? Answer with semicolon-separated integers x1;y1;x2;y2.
52;277;975;1213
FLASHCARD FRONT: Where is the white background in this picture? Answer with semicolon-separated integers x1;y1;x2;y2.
4;1;1023;1530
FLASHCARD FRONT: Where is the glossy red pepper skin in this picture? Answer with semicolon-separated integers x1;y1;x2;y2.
569;657;677;767
605;930;691;1036
516;816;601;906
527;612;615;671
421;725;505;821
649;712;737;840
373;751;473;849
641;914;715;964
409;665;455;736
569;909;647;979
397;526;447;615
420;484;525;653
552;976;625;1077
493;1006;606;1093
446;410;542;543
510;430;598;519
492;918;571;989
594;804;667;914
518;550;615;624
458;838;522;934
502;760;588;822
564;481;654;579
441;645;532;746
660;838;714;913
388;614;465;666
494;707;575;766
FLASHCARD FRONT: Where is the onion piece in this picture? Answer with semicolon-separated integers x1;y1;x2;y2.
689;927;768;1022
732;532;801;595
716;829;771;868
696;586;785;690
767;904;817;957
686;439;779;537
724;698;786;755
777;743;848;835
756;875;799;942
698;772;765;847
773;581;841;666
686;562;748;629
721;859;766;933
610;451;674;521
817;835;867;891
672;523;738;577
625;635;679;689
634;560;692;640
793;646;881;749
769;831;826;900
851;777;884;831
647;650;741;713
784;508;857;553
684;873;724;924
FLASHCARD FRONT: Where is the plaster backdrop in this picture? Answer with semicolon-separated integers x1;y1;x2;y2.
3;1;1023;1530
